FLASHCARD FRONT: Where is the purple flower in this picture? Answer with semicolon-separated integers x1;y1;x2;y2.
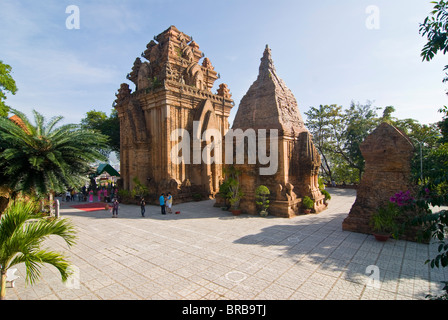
389;190;414;207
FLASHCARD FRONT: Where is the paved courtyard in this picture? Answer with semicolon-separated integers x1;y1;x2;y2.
5;188;448;300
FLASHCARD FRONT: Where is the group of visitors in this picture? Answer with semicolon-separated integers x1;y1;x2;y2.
159;192;173;215
64;185;119;203
65;190;76;202
139;192;173;217
88;187;118;203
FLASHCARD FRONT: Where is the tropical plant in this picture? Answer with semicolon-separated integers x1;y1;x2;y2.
416;1;448;299
223;166;244;210
370;202;402;238
0;109;108;215
80;109;120;158
409;187;448;299
255;185;270;216
419;0;448;83
0;60;17;117
302;196;314;211
131;176;148;198
414;187;448;267
304;101;381;184
0;199;77;300
218;180;231;209
219;179;231;196
227;177;243;210
321;189;331;203
117;189;131;201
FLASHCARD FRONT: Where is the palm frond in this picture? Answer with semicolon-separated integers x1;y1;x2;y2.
0;200;38;249
0;199;77;287
32;110;45;137
10;250;72;285
0;109;108;196
44;115;64;136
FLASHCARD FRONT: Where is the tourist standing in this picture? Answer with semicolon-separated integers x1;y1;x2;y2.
104;188;109;202
166;192;173;214
140;197;146;217
89;190;93;202
112;198;119;218
159;193;166;215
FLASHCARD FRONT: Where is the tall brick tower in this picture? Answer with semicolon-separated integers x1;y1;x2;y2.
231;45;326;217
114;26;234;202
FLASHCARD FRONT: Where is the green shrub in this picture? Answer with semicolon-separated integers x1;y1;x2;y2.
370;202;401;238
132;177;148;197
302;196;314;210
192;193;202;201
255;185;270;213
321;189;331;201
118;189;131;198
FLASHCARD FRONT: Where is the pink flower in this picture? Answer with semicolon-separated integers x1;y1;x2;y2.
390;190;414;207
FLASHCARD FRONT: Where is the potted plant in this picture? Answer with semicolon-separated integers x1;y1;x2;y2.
255;185;270;217
227;177;244;215
302;196;314;214
370;202;401;241
218;180;231;210
222;166;244;215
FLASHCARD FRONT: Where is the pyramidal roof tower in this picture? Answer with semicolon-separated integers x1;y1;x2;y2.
228;45;326;217
232;45;306;136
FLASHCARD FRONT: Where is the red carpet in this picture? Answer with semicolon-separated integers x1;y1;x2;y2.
70;202;110;212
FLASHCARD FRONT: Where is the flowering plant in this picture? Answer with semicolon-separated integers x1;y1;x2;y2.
371;190;416;239
390;190;415;207
371;202;402;238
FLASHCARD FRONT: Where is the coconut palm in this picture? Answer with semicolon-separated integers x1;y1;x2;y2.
0;199;77;300
0;108;108;213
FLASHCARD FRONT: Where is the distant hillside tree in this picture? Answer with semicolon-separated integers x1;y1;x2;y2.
81;109;120;159
0;60;17;117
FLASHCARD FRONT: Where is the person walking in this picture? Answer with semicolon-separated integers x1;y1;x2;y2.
166;192;173;214
159;193;166;215
140;197;146;217
112;198;119;218
89;190;93;202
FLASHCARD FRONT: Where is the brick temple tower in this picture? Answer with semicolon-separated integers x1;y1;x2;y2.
231;45;326;217
114;26;234;202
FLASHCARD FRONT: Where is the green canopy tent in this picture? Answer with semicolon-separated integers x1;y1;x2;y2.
91;164;120;202
95;163;120;177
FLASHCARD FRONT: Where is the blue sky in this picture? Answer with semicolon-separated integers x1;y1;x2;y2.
1;0;447;126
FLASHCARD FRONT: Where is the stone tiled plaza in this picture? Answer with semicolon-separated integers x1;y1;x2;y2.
5;188;447;300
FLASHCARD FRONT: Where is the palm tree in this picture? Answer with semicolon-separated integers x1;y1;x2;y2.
0;199;77;300
0;109;108;214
